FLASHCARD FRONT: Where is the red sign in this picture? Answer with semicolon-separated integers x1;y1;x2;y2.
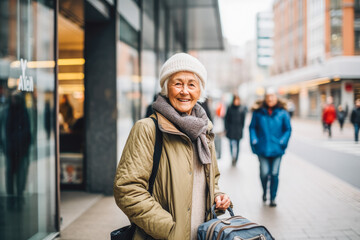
345;83;353;92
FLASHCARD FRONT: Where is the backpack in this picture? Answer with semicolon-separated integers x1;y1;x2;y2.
198;205;275;240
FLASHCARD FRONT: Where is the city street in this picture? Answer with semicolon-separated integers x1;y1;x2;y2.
287;119;360;189
57;117;360;240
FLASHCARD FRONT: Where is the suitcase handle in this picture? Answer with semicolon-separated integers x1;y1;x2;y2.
211;204;234;219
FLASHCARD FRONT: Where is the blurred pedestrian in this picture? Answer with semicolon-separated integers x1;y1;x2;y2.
215;97;226;118
322;96;336;138
59;94;74;129
287;99;295;118
199;98;213;122
225;94;246;166
336;105;347;131
144;93;159;118
350;98;360;142
213;96;226;159
114;53;231;240
249;88;291;207
4;92;32;198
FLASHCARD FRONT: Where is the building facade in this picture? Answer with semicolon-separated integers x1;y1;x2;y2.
268;0;360;118
0;0;223;239
256;12;274;67
272;0;307;74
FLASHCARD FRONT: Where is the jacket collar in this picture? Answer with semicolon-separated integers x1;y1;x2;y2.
259;106;281;115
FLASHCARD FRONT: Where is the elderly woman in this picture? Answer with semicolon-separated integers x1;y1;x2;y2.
114;53;231;240
249;88;291;207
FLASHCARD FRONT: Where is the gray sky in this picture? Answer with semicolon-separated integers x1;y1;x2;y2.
218;0;273;47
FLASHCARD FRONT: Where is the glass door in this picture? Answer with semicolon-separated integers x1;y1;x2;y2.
0;0;58;239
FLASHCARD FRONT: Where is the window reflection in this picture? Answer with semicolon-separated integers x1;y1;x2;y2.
117;41;140;151
0;0;57;239
330;0;343;55
142;0;157;118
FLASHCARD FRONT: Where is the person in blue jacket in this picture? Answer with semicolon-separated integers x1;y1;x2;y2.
249;88;291;207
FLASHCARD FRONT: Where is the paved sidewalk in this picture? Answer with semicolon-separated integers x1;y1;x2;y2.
217;144;360;239
57;118;360;240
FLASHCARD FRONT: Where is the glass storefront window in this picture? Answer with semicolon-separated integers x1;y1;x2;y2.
355;0;360;54
330;0;343;55
308;90;319;117
142;0;157;117
0;0;57;239
58;0;85;189
116;41;140;155
158;0;167;66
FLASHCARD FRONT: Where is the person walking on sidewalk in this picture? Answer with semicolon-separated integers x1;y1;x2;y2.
114;53;231;240
350;98;360;142
249;88;291;207
225;94;246;166
336;105;347;131
322;96;337;138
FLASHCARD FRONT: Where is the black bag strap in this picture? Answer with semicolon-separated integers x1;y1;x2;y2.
148;116;163;195
111;117;162;240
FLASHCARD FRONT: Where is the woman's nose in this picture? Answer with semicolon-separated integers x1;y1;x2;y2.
181;85;189;94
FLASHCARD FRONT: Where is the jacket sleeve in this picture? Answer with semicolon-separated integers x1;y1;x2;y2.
351;110;355;124
249;112;258;145
113;120;174;239
224;107;230;131
322;108;327;122
213;154;221;197
241;107;246;130
280;111;292;147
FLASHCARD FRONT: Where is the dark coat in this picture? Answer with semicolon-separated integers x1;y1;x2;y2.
336;110;347;123
351;107;360;124
225;105;246;140
249;100;291;158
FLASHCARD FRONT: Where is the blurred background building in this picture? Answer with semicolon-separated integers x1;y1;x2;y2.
266;0;360;118
256;12;274;68
0;0;223;239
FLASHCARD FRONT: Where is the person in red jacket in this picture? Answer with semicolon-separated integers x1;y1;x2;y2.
322;96;337;138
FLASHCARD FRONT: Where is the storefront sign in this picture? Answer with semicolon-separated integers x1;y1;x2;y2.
18;58;34;92
345;83;353;92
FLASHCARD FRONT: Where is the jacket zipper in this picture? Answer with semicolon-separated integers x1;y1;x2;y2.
233;234;266;240
216;222;257;240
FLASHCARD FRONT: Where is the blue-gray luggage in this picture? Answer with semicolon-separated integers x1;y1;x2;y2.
198;205;274;240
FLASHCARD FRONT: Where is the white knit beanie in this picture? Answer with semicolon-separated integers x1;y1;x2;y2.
159;53;207;88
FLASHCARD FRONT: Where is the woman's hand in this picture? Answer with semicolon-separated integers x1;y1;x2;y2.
215;194;231;210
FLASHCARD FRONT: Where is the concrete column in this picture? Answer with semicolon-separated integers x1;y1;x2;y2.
299;85;309;118
84;4;117;195
341;80;355;111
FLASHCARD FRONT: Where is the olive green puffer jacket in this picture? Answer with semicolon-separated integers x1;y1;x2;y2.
114;113;224;240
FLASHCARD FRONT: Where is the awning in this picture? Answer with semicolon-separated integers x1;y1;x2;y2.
166;0;224;50
265;56;360;89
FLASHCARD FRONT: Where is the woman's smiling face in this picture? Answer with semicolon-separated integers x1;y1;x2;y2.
167;71;201;115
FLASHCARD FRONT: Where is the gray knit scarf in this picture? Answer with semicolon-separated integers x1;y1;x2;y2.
152;95;211;165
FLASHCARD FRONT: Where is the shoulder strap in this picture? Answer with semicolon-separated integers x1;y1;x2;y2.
148;117;163;195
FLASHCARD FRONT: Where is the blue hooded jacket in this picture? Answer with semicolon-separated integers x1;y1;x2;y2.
249;100;291;158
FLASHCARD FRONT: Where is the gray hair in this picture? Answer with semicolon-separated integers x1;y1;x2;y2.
160;73;207;102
